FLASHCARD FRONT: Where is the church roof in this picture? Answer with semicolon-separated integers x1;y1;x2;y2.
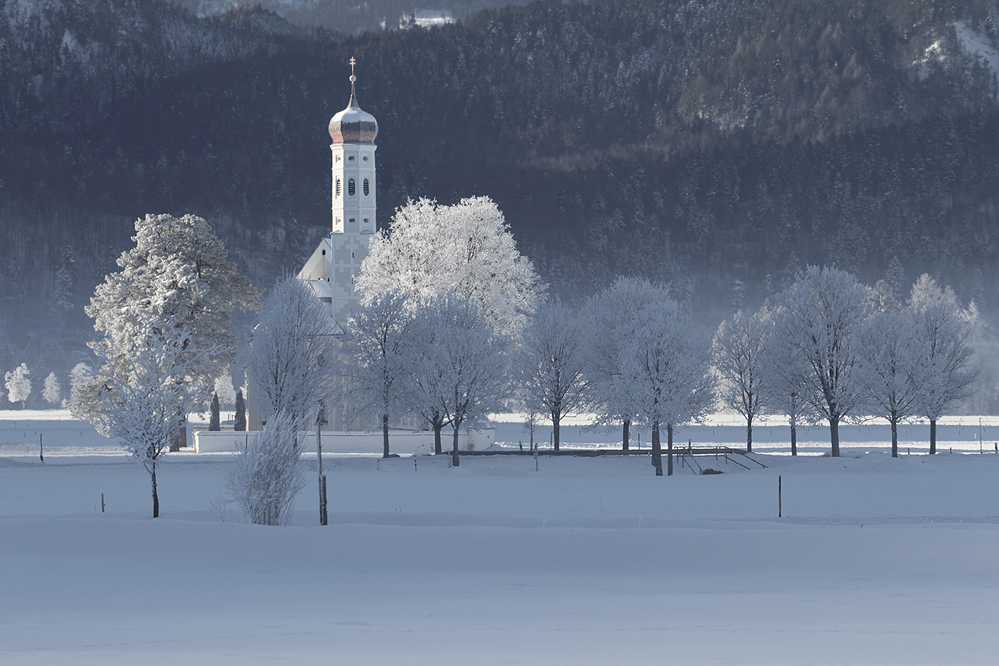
329;59;378;145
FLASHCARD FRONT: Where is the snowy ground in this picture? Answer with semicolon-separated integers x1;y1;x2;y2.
1;411;998;664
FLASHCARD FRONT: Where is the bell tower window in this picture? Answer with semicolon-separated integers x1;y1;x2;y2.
348;178;356;196
363;178;370;196
335;178;341;198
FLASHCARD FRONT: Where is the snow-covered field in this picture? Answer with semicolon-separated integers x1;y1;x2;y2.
2;411;998;664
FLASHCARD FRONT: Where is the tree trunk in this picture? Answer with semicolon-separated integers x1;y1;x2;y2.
382;413;389;458
433;419;442;455
451;426;460;467
746;414;753;453
651;422;662;476
829;414;840;457
929;419;937;455
891;418;898;458
151;461;159;519
553;410;561;452
667;423;674;476
790;423;797;456
622;419;630;451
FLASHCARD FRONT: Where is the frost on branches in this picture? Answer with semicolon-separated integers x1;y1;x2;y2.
773;266;870;457
356;196;544;339
4;363;31;409
411;294;508;467
245;277;339;427
92;321;218;518
85;213;259;391
619;296;712;476
225;409;306;526
712;308;771;452
516;299;590;451
342;290;414;458
42;372;62;406
583;277;674;451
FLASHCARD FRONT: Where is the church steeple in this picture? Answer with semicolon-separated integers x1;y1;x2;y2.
329;58;377;236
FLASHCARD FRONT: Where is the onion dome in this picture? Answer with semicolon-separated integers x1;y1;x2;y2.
328;59;378;144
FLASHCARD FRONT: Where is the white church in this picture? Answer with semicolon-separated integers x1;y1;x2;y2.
207;61;493;453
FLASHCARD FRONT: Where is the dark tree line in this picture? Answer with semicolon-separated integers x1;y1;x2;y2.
3;0;999;406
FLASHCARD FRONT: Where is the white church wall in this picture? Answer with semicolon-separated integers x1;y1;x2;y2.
193;428;495;454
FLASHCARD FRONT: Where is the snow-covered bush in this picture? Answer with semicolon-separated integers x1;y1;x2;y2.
224;410;306;526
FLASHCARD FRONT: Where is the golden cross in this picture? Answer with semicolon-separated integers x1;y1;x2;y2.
349;57;357;84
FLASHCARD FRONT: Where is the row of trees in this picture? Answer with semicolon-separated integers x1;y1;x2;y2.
67;206;981;521
714;269;978;459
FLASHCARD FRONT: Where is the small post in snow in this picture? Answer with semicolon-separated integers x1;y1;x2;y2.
778;475;782;518
39;433;43;463
101;493;105;513
317;406;327;526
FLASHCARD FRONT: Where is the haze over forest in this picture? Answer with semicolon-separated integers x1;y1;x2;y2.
3;0;999;409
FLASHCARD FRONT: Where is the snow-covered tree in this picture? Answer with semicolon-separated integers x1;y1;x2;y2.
42;372;61;406
621;297;712;476
908;286;978;454
413;294;508;466
852;310;921;458
214;375;236;409
516;299;590;451
4;363;31;409
225;409;306;526
245;277;340;428
342;290;414;458
85;213;259;402
712;308;770;452
759;316;817;456
773;266;870;457
92;321;217;518
69;363;92;395
584;277;673;450
357;196;544;339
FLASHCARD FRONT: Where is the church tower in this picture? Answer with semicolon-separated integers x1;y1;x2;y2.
298;58;378;330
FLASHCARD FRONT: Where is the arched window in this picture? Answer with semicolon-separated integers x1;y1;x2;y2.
335;178;340;198
363;178;370;196
348;178;356;196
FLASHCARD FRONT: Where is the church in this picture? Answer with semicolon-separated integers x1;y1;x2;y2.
203;61;493;452
296;58;378;333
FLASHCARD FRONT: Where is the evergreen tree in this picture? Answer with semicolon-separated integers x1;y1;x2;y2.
234;389;247;432
209;392;221;431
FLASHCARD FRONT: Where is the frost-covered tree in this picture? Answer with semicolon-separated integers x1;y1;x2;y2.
584;277;673;450
85;213;259;408
759;316;816;456
516;299;590;451
414;294;508;467
4;363;31;409
225;409;306;526
908;279;978;454
92;321;216;518
214;375;236;409
773;266;870;457
357;196;544;339
621;297;712;476
712;308;770;452
245;277;340;428
852;310;921;458
42;372;61;406
342;290;414;458
69;362;92;395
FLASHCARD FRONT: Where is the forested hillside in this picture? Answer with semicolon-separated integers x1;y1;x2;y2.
2;0;999;408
